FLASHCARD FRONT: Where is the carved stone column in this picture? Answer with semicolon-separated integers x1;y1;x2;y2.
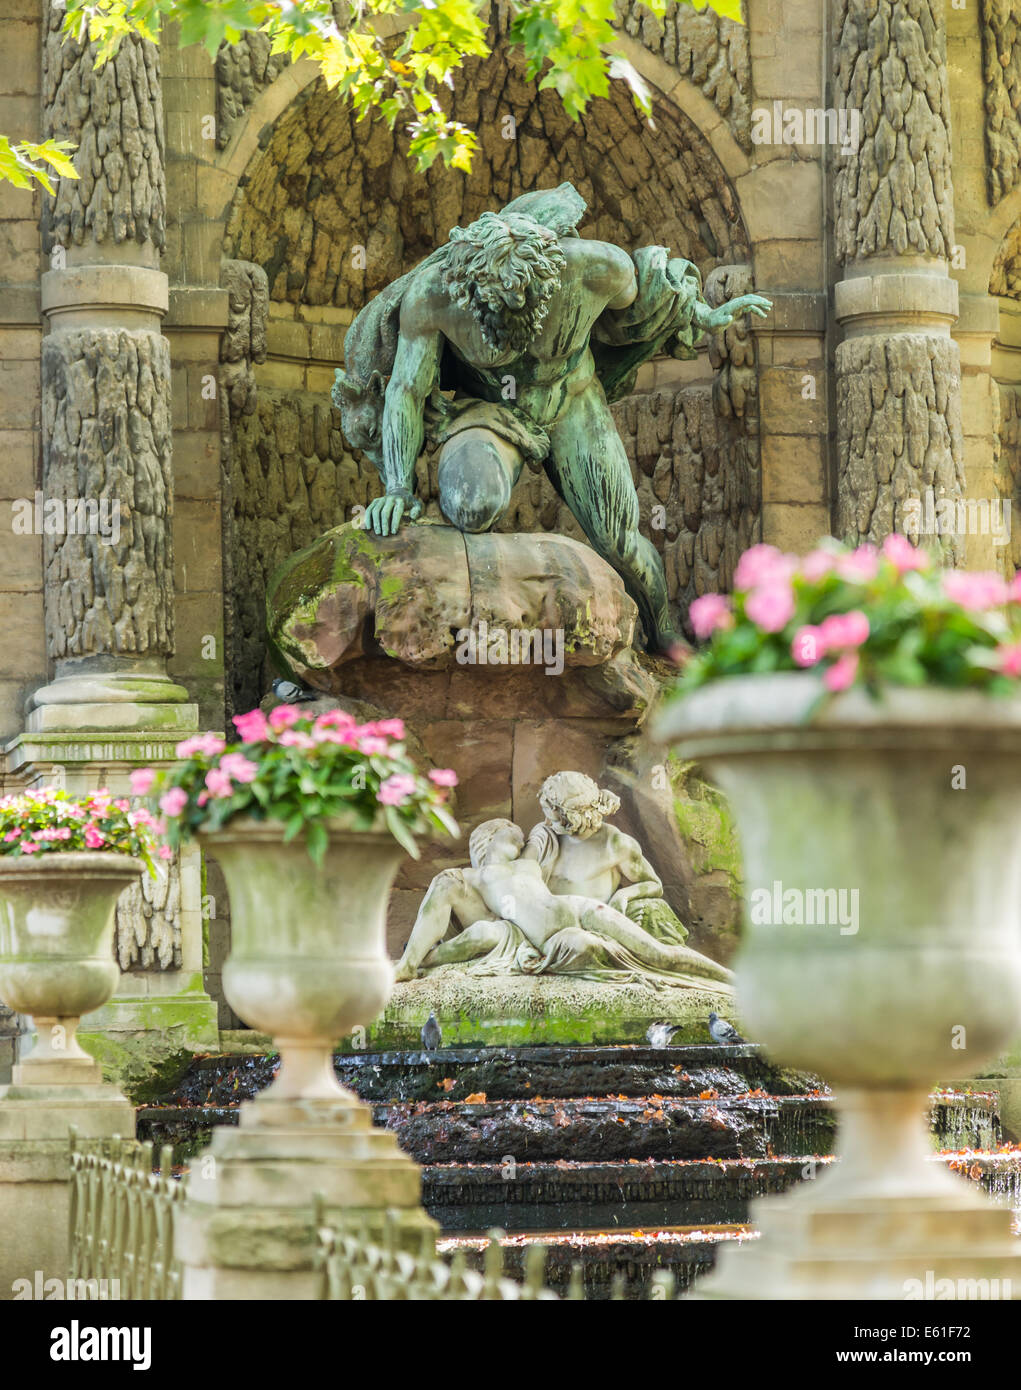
5;7;219;1076
31;3;196;733
831;0;965;559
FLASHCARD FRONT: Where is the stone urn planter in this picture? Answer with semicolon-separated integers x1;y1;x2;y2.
178;814;437;1296
200;816;405;1113
138;708;457;1293
654;672;1021;1299
0;853;142;1086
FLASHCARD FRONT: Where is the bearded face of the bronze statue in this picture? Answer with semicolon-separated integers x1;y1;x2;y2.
443;211;566;354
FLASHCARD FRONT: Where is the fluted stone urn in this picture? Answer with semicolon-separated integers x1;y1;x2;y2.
178;817;436;1299
654;673;1021;1300
0;853;143;1087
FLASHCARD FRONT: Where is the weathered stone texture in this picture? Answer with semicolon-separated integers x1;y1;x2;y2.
993;383;1021;577
220;259;268;415
224;63;749;308
116;857;182;971
269;523;638;677
617;0;751;151
41;7;165;252
833;0;954;264
981;0;1021;206
835;334;965;559
990;217;1021;297
41;329;174;658
215;30;290;150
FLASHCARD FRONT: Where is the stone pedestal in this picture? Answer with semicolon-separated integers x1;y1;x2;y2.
697;1088;1021;1300
176;1088;435;1298
0;1064;134;1299
266;521;704;955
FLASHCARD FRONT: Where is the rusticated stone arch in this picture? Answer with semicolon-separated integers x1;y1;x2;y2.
224;68;750;307
219;43;758;713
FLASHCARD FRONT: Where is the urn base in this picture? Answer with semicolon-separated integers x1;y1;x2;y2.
0;1085;136;1300
176;1095;437;1300
695;1187;1021;1300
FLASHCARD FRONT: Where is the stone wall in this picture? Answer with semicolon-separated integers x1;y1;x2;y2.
991;219;1021;298
617;0;751;151
214;2;752;158
993;382;1021;576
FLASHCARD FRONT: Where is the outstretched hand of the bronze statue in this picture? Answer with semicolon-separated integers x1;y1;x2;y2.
362;489;423;536
707;293;772;333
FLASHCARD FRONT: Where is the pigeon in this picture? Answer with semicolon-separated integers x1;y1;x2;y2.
271;677;318;704
646;1021;680;1048
708;1011;746;1046
421;1011;442;1052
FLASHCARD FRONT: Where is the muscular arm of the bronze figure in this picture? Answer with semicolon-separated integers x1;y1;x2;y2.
693;292;772;336
578;239;638;310
605;828;664;913
363;298;441;537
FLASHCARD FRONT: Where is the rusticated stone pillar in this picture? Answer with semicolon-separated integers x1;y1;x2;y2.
5;7;218;1074
832;0;965;560
30;3;196;733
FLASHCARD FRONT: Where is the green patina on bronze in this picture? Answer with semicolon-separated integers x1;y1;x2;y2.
332;182;770;653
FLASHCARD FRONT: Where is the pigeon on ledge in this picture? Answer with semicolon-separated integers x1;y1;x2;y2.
271;677;318;704
421;1011;442;1052
646;1021;680;1048
708;1011;746;1046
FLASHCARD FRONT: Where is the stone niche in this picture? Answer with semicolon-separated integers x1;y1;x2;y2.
266;520;704;957
220;31;760;719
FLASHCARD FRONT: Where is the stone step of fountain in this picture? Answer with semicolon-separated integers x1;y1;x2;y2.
937;1148;1021;1211
155;1044;822;1105
420;1157;824;1230
134;1048;1015;1297
440;1225;760;1300
335;1043;820;1102
135;1094;834;1166
375;1093;836;1163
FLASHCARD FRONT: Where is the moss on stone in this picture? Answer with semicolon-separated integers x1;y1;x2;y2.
78;1031;197;1105
671;757;743;888
379;572;405;603
350;972;738;1050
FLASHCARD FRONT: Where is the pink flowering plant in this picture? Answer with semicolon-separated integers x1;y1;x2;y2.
679;535;1021;698
0;787;162;871
132;707;460;864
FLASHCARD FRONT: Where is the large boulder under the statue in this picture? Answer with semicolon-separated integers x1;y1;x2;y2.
266;520;645;686
358;973;737;1049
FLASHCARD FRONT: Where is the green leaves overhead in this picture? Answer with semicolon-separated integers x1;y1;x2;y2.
0;138;78;194
48;0;744;179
